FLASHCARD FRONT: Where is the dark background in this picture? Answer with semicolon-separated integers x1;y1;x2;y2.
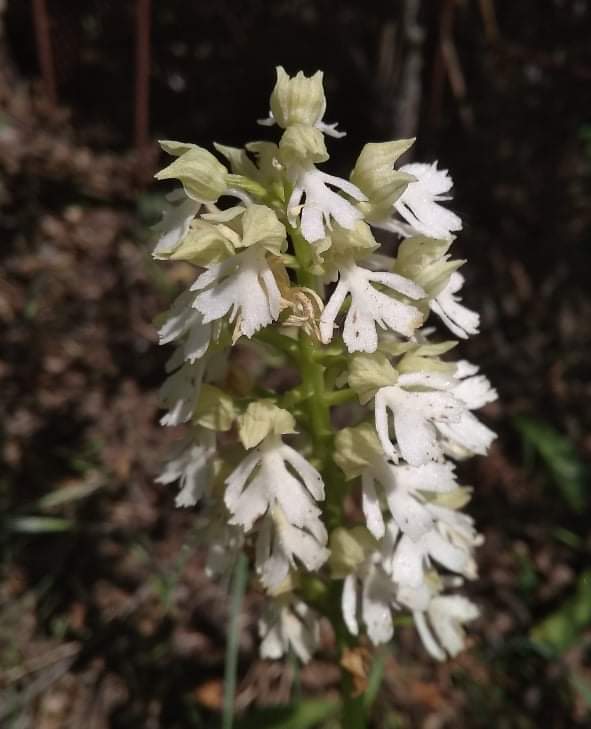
1;1;590;727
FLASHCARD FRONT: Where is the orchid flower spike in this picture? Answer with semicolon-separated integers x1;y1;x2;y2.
151;67;497;668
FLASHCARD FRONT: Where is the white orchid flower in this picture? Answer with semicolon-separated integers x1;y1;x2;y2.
255;505;329;591
342;561;397;645
224;435;328;588
158;290;212;363
159;348;206;426
152;189;201;259
414;595;479;661
435;361;497;458
155;430;216;507
360;459;458;541
259;598;321;663
383;507;480;590
320;260;425;353
288;166;367;243
431;272;480;339
374;372;464;465
394;162;462;241
191;245;281;338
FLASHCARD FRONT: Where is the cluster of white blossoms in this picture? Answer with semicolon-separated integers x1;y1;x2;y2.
152;68;497;664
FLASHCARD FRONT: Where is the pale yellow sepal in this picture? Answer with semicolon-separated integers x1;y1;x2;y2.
267;573;299;597
424;486;473;510
278;124;329;166
328;526;378;578
238;400;296;449
379;339;457;358
320;221;379;273
159;140;196;157
169;219;235;265
193;384;236;431
391;341;458;379
215;143;281;196
270;66;326;129
239;205;287;254
397;352;457;379
245;141;283;186
201;206;245;224
213;143;259;178
350;139;415;219
394;237;464;298
348;352;398;404
156;142;228;203
334;423;384;479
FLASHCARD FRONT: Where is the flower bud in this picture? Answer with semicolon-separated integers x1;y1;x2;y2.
348;353;398;404
156;141;228;202
239;205;286;253
350;140;416;220
328;527;377;578
394;236;462;297
270;66;326;129
194;384;236;431
169;219;235;265
334;423;384;478
238;400;296;449
321;221;378;272
278;124;328;166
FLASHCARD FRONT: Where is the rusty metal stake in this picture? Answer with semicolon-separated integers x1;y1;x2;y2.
32;0;57;105
135;0;151;153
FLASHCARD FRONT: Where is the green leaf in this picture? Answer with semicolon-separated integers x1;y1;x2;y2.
234;700;340;729
5;516;73;533
514;416;588;512
530;570;591;655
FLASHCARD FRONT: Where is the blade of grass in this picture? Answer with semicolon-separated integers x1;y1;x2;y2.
5;516;73;533
288;648;302;705
223;553;248;729
36;477;102;510
530;570;591;655
234;700;339;729
513;416;588;513
363;650;386;713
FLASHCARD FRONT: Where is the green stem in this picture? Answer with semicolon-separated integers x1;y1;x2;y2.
324;388;358;406
289;224;316;290
290;227;365;723
254;328;299;360
341;672;367;729
289;228;342;530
